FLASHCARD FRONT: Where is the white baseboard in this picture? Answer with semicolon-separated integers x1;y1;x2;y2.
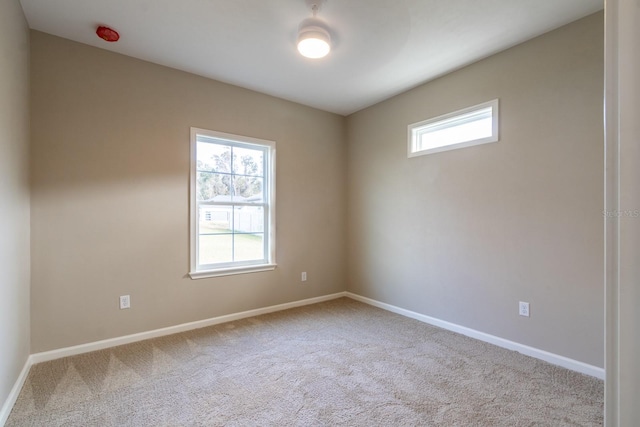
30;292;347;364
345;292;605;380
0;357;33;426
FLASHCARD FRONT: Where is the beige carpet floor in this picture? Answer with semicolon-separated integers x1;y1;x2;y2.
7;298;603;426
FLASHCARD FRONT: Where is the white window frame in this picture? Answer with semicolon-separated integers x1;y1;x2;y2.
189;128;276;279
408;99;499;157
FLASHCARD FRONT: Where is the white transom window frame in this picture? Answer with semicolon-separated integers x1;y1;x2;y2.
408;99;500;157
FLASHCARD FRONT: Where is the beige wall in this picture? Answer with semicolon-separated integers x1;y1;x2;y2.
346;13;604;367
30;31;347;352
0;0;31;415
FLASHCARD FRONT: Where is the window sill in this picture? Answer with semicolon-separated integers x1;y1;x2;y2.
189;264;277;280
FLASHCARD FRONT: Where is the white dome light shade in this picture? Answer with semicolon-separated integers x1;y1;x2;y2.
297;18;331;59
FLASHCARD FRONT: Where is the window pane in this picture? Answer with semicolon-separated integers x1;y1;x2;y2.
234;233;264;262
233;206;264;233
196;172;231;201
197;142;231;173
199;204;232;233
233;147;264;176
418;116;492;151
199;234;233;265
232;176;263;201
199;204;232;265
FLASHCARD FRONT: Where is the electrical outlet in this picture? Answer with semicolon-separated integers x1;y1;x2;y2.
519;301;530;317
120;295;131;310
301;272;307;282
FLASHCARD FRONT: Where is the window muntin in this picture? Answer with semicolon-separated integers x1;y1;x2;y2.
408;99;499;157
190;128;275;278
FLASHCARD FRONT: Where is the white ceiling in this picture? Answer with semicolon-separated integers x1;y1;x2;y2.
19;0;603;116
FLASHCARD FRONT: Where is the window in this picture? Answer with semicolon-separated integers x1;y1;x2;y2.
190;128;276;279
408;99;499;157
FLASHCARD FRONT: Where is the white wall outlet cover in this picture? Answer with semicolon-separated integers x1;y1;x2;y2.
519;301;530;317
120;295;131;309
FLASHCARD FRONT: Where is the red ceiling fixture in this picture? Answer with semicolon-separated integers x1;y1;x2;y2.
96;26;120;42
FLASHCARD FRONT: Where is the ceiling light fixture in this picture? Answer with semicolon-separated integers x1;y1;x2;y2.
297;1;331;59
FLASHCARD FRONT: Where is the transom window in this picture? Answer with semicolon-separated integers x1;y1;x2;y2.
189;128;276;279
408;99;499;157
